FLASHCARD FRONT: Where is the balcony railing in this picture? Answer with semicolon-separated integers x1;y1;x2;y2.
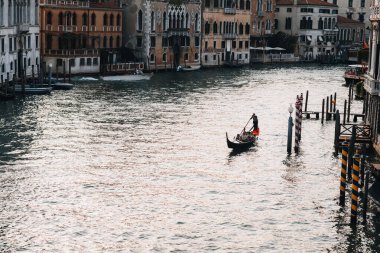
364;75;380;95
222;33;237;39
224;8;236;14
58;25;77;32
166;28;190;37
44;49;99;57
43;0;90;7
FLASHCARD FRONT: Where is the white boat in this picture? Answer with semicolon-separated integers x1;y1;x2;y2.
100;70;153;81
177;65;201;72
14;85;52;95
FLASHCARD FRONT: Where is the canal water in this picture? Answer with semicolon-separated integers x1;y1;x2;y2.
0;64;379;252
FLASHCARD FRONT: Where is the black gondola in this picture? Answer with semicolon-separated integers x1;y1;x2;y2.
226;132;257;151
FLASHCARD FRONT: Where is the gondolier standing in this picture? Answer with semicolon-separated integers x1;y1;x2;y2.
252;113;258;130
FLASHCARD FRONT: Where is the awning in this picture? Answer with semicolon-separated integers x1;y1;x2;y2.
307;35;312;41
318;36;324;42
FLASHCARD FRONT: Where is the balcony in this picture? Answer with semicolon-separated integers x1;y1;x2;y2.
166;28;190;37
58;25;77;32
224;8;236;14
258;10;264;17
222;33;237;39
18;24;30;33
46;24;53;31
43;0;90;7
364;75;380;95
44;49;99;57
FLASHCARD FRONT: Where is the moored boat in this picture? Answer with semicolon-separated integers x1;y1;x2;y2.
177;65;201;72
100;69;153;81
51;82;74;90
343;64;367;86
14;85;52;95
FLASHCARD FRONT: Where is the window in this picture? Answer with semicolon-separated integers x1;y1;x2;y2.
10;62;13;71
319;9;330;14
82;13;88;26
110;14;114;26
9;38;12;51
213;22;217;34
275;8;279;12
109;36;113;48
1;38;4;53
222;41;225;48
287;8;292;12
239;41;243;48
80;58;85;66
59;12;63;25
195;53;199;61
151;12;155;31
274;19;278;29
245;23;250;34
205;41;208;49
136;37;143;47
246;0;250;10
57;59;63;66
239;23;243;34
205;22;210;34
213;41;216;48
138;10;143;31
162;37;168;47
245;41;248;48
117;14;121;26
93;58;98;65
47;12;52;25
332;10;338;14
103;14;108;26
359;14;365;22
214;0;219;7
70;59;75;67
150;36;155;47
195;36;199;47
205;55;208;62
205;0;210;7
285;17;292;30
348;0;353;7
28;36;31;49
163;53;167;62
87;58;91;66
318;18;323;29
103;36;107;48
91;13;96;26
361;0;365;7
185;53;189;61
232;40;236;48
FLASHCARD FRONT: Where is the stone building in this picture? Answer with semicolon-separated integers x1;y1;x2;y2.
363;0;380;154
251;0;276;48
40;0;123;75
201;0;252;67
123;0;201;71
275;0;338;61
0;0;40;82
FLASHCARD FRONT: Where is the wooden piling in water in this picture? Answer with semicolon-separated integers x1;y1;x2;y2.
351;153;360;225
305;90;309;112
343;99;347;125
363;170;369;223
334;110;341;155
326;96;329;120
322;98;325;124
340;142;349;206
348;125;357;181
348;85;352;122
333;92;337;113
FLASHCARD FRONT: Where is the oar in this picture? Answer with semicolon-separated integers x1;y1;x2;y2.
240;116;252;135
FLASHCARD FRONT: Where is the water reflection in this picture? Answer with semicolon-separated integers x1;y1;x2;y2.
0;64;379;252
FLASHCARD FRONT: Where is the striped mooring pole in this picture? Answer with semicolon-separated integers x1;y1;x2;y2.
339;142;349;206
351;153;360;224
299;93;303;140
294;97;301;153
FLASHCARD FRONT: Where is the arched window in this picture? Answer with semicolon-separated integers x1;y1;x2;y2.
58;12;63;25
318;18;323;29
66;12;72;26
109;36;113;48
332;18;336;29
151;11;155;31
103;13;108;26
163;12;167;31
307;17;312;29
300;17;306;29
181;13;184;28
246;0;250;10
213;22;217;34
116;14;121;26
205;21;210;34
47;12;52;25
240;0;244;9
324;18;327;29
103;36;107;48
138;10;143;31
116;36;120;47
195;13;199;32
91;13;96;26
245;23;250;34
82;13;88;26
72;13;77;25
239;23;243;34
186;13;189;28
110;14;114;26
328;18;331;29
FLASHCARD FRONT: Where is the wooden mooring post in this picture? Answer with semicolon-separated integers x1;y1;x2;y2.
334;110;341;155
321;98;325;124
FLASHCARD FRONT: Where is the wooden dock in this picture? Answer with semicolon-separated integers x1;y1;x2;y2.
339;124;371;144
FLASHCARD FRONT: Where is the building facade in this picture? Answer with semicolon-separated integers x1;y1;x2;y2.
275;0;338;61
0;0;40;82
363;0;380;154
40;0;123;75
251;0;276;47
201;0;252;67
336;15;365;62
123;0;201;71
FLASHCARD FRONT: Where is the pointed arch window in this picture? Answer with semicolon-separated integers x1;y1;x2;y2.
151;11;155;31
186;13;189;28
58;12;63;25
205;22;210;34
246;0;250;10
240;0;244;9
163;12;167;31
116;14;121;26
103;14;108;26
103;36;107;48
318;18;323;29
239;23;243;34
213;22;217;34
307;17;312;29
91;13;96;26
138;10;143;31
47;12;52;25
195;13;199;32
109;36;113;48
72;13;77;25
110;14;114;26
245;23;250;34
82;13;88;26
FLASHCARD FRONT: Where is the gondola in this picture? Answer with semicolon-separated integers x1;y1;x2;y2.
226;114;259;151
226;132;256;151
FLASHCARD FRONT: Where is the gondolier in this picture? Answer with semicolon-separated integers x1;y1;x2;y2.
251;113;258;130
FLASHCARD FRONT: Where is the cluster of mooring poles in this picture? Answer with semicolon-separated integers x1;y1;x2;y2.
339;139;371;225
292;86;372;225
287;93;303;154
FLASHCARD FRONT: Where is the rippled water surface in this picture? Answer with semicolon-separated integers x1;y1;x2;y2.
0;64;379;252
